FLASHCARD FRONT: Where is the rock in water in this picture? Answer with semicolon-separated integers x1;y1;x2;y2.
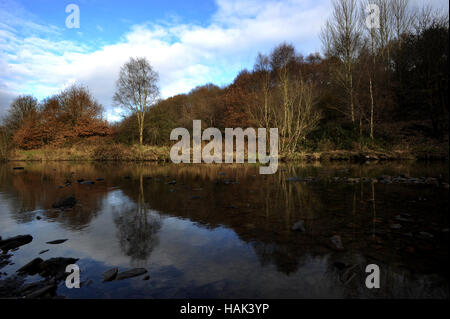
38;257;79;279
0;235;33;252
17;257;44;275
330;235;344;251
46;239;68;244
116;268;147;280
52;196;76;209
80;181;95;185
102;268;118;282
291;220;306;232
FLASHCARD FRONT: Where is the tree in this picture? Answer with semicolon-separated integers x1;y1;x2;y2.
114;57;160;145
321;0;362;124
4;95;39;132
393;15;449;139
249;44;321;154
39;85;109;146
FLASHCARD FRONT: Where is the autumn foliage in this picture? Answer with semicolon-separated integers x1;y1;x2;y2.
5;85;110;149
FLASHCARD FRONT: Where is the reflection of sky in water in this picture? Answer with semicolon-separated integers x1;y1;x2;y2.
0;162;448;298
0;189;340;298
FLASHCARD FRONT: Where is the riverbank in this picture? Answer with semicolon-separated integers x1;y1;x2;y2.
2;141;448;163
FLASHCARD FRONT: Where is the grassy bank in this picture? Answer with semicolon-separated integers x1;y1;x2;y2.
6;144;172;162
3;141;448;163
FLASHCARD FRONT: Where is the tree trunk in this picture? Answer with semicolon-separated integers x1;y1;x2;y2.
369;77;374;139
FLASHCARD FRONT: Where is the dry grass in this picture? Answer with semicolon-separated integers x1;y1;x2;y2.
7;144;171;162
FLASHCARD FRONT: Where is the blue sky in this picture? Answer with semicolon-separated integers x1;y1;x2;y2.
0;0;448;121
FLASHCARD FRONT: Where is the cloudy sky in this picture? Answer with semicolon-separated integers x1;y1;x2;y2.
0;0;448;121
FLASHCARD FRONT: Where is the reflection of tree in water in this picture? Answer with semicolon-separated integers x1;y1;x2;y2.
114;173;161;264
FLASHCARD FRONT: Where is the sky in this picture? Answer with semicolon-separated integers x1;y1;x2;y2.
0;0;448;122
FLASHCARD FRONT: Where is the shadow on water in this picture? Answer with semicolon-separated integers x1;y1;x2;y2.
0;161;448;298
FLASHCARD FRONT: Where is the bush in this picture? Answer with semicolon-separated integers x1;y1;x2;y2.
92;144;125;161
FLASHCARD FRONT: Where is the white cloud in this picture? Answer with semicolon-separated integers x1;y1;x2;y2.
0;0;448;121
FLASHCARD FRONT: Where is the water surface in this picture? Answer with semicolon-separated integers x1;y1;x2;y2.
0;161;448;298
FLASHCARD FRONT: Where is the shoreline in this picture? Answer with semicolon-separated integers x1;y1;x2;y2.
2;148;448;163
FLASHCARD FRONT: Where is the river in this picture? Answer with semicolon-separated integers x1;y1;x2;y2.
0;161;448;298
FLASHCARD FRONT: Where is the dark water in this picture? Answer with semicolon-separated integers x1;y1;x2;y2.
0;161;448;298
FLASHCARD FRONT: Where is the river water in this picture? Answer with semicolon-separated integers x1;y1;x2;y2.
0;161;448;298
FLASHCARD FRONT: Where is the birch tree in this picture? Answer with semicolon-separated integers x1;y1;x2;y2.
114;57;159;145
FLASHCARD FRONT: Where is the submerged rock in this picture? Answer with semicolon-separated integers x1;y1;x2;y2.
102;268;118;282
52;196;76;209
116;268;147;281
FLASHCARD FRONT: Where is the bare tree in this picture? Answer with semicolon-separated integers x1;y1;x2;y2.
253;52;272;131
390;0;414;49
114;57;159;145
269;44;321;154
321;0;362;123
4;95;39;132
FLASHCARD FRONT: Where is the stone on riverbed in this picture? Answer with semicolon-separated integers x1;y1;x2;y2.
102;268;118;282
116;268;147;281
